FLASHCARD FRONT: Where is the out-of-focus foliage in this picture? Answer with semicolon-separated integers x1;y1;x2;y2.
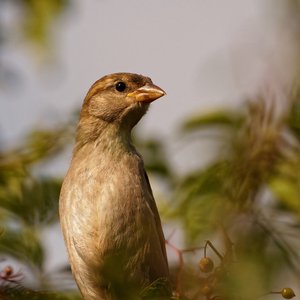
0;285;81;300
165;86;300;299
0;0;70;86
0;0;69;47
133;136;174;181
0;124;82;299
20;0;69;46
140;278;173;300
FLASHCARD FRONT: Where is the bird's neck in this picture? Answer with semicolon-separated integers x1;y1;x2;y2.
74;115;133;156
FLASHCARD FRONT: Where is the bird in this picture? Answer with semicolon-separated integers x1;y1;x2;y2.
59;73;170;300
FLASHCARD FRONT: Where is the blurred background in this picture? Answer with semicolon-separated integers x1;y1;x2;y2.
0;0;300;299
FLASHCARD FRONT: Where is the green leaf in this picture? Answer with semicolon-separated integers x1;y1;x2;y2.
169;162;228;216
140;277;171;299
0;227;44;269
183;194;231;242
0;178;61;226
22;0;70;47
287;87;300;139
21;128;71;165
133;136;173;180
182;110;243;132
268;176;300;215
0;285;81;300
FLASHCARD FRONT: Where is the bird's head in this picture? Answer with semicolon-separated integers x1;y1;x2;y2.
80;73;165;130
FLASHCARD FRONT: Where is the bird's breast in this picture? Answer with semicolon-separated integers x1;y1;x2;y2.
60;150;154;262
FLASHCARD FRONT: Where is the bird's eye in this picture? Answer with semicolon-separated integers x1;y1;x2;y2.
115;82;127;92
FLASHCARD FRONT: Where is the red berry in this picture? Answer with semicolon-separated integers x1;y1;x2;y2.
4;266;13;276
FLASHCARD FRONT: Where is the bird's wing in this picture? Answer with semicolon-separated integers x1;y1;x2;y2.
143;170;169;267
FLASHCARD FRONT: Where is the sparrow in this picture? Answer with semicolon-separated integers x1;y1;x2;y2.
59;73;170;300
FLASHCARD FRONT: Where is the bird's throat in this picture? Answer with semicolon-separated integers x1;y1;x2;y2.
74;116;133;155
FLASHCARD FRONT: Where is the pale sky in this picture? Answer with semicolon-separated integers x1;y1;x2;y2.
0;0;299;291
1;1;298;153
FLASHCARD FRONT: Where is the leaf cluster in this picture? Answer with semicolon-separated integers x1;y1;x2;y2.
0;124;80;299
165;89;300;298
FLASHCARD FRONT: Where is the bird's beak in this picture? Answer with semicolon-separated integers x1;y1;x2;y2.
127;83;166;103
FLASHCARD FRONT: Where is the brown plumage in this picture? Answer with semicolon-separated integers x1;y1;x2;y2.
59;73;170;299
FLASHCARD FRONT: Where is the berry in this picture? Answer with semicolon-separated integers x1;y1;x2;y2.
199;257;214;273
4;266;13;276
201;284;212;296
281;288;296;299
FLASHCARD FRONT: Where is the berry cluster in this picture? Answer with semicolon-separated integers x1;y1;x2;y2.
168;234;296;300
